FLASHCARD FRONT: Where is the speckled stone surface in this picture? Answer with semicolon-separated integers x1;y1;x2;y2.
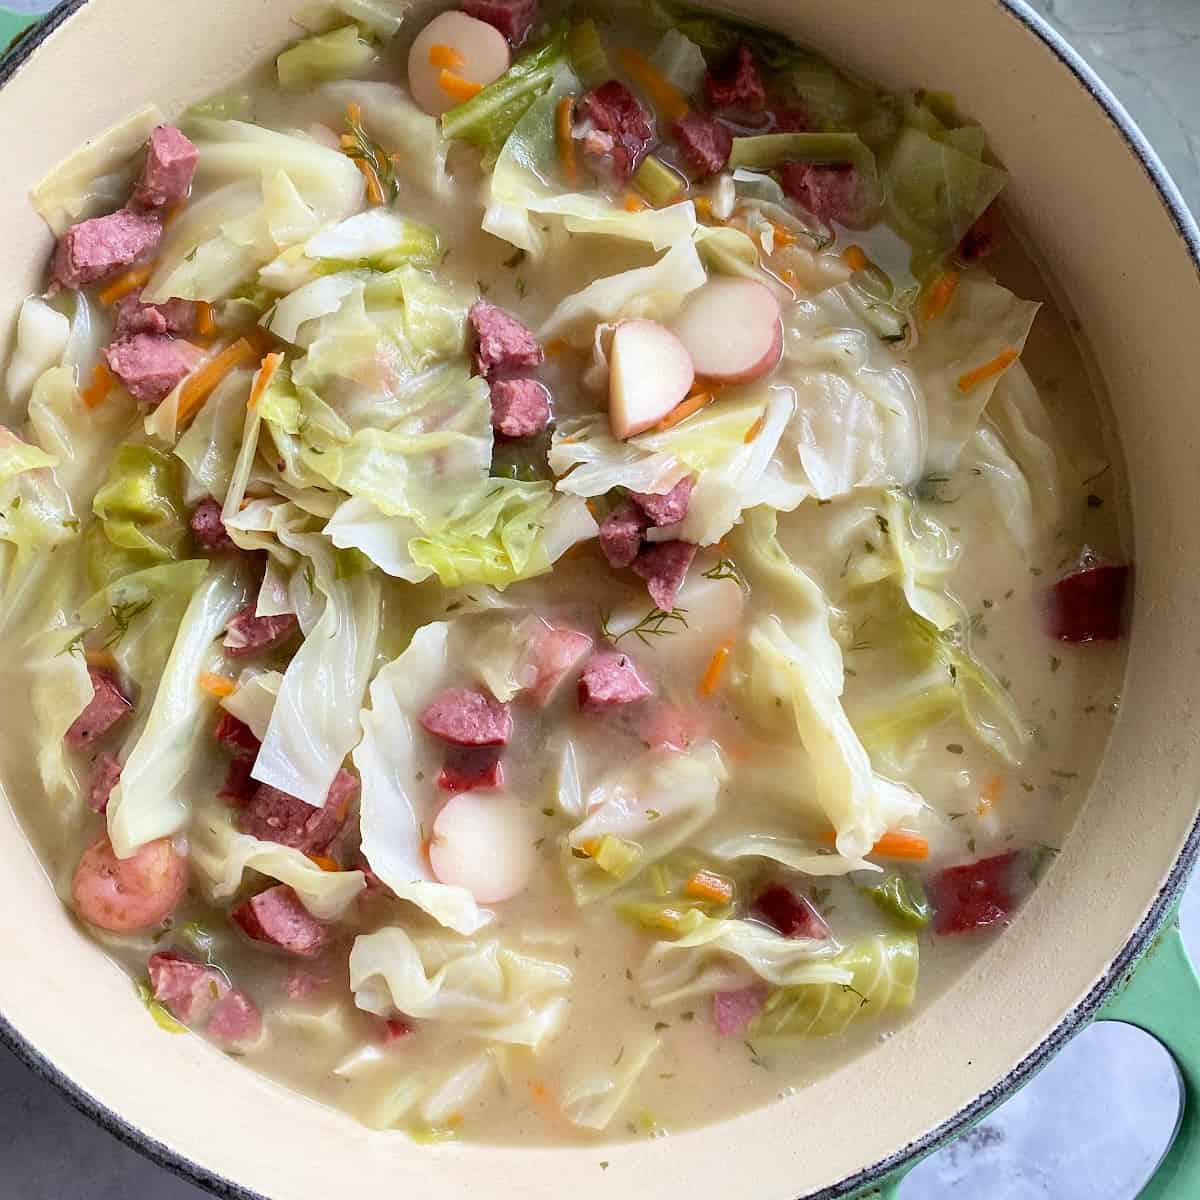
1;1;1198;1197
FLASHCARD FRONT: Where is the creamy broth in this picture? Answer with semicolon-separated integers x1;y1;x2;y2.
0;0;1129;1145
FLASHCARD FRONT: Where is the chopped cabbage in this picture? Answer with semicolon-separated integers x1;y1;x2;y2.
28;625;94;812
220;669;284;740
650;28;707;94
277;24;379;89
561;1034;660;1131
174;368;254;504
349;926;573;1049
4;298;70;408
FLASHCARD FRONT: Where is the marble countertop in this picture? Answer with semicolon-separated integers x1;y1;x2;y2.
2;1;1198;1197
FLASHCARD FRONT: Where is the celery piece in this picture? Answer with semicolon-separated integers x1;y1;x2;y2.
632;155;685;207
178;921;216;959
590;834;643;880
135;981;189;1034
277;24;379;88
864;875;933;929
729;131;875;174
568;18;611;90
441;24;569;154
617;901;709;937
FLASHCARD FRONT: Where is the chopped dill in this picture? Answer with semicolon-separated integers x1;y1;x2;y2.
602;606;690;647
100;598;153;649
342;107;399;203
702;557;749;591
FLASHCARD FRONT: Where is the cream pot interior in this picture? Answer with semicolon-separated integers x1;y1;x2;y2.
1;0;1199;1197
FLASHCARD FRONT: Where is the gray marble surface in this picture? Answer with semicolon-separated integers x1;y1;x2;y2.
1;0;1199;1197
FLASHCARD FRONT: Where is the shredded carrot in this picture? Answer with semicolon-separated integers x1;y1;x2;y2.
693;196;713;219
97;263;153;306
615;47;689;123
306;854;341;873
921;269;960;323
428;43;465;68
778;267;797;287
579;837;600;858
354;157;385;206
198;672;237;699
545;338;573;358
957;347;1019;393
556;94;579;188
528;1081;560;1125
623;191;649;212
743;414;766;443
820;829;930;860
438;69;484;102
346;101;363;126
685;869;734;904
769;220;796;249
655;390;712;431
84;648;118;671
841;244;867;272
194;300;216;338
248;351;284;409
977;775;1004;817
177;334;269;425
81;361;116;409
340;132;358;150
584;498;600;519
699;641;733;697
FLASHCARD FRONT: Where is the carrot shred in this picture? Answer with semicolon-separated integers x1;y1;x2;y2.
438;69;484;102
957;347;1019;393
84;648;118;671
97;262;153;306
306;854;341;873
248;351;284;409
623;191;649;212
841;244;867;272
977;775;1004;817
820;829;930;860
354;157;385;206
428;43;466;68
699;641;733;697
545;338;573;358
778;267;798;287
556;94;579;187
194;300;216;338
769;220;796;249
346;101;363;126
685;868;734;904
528;1081;560;1125
743;414;766;443
655;390;712;431
81;361;116;409
615;47;689;123
340;132;358;151
177;334;268;425
921;269;960;323
693;196;713;219
198;672;237;698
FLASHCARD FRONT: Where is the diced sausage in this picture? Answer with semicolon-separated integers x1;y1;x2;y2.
420;687;513;747
490;378;552;438
49;208;162;292
436;746;505;792
577;650;652;712
383;1016;415;1042
576;81;653;184
104;334;196;406
704;46;766;112
957;204;1003;263
778;161;870;226
223;605;299;658
640;702;704;752
751;884;830;940
771;106;811;132
189;497;236;553
285;965;334;1001
529;626;593;706
65;667;134;750
206;988;263;1048
598;499;649;568
214;710;260;756
632;476;693;526
712;984;767;1036
460;0;537;45
148;952;231;1024
86;751;123;814
1046;563;1129;643
232;884;329;957
631;540;697;611
114;291;198;339
132;125;199;210
928;852;1021;935
218;756;257;807
238;768;358;853
469;301;543;376
672;112;732;178
72;835;188;933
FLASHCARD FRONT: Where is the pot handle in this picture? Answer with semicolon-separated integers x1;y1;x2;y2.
1095;915;1200;1198
0;6;38;57
843;912;1200;1200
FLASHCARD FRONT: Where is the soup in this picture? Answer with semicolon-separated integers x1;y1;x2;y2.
0;0;1129;1145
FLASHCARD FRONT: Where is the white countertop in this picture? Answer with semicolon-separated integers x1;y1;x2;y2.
1;0;1198;1196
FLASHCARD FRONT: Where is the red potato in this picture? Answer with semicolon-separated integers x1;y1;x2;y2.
72;834;188;933
428;791;535;904
670;277;783;384
608;319;696;440
408;11;511;117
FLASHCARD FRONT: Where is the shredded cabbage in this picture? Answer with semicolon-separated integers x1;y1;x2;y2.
561;1034;661;1130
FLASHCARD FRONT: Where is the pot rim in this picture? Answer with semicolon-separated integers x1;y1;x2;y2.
1;1;1198;1198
